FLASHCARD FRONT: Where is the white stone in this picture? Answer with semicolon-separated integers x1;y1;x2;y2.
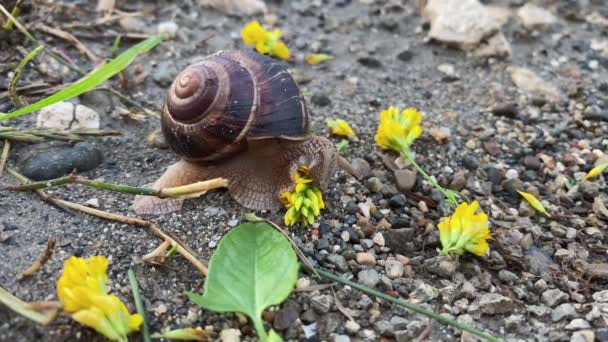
517;3;557;30
157;21;179;38
37;102;100;130
220;328;241;342
385;259;404;278
198;0;266;15
508;67;561;103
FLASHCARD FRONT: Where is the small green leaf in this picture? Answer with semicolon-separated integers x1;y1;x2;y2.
0;35;164;122
187;223;298;342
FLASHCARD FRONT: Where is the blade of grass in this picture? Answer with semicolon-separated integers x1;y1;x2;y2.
128;269;151;342
8;45;44;107
306;265;503;342
0;35;164;122
0;286;59;325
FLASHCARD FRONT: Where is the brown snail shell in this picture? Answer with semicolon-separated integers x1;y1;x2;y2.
161;50;310;162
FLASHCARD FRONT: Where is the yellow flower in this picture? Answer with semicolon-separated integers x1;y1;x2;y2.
326;119;356;137
438;201;490;257
241;20;290;60
280;166;325;226
57;256;143;341
72;294;143;342
375;106;423;153
57;256;108;312
518;191;550;217
306;53;333;65
241;20;268;45
583;162;608;181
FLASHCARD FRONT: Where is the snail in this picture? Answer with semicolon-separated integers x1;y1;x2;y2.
133;50;357;215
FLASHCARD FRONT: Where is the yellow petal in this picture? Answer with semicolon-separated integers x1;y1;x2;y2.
72;307;122;341
583;163;608;181
306;53;333;65
241;20;268;46
327;119;355;137
272;41;290;59
518;191;550;217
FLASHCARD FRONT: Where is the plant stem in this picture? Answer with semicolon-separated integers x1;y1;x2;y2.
128;269;151;342
1;174;228;198
0;140;9;177
307;266;503;342
7;168;209;276
9;45;45;107
402;150;461;204
252;317;268;341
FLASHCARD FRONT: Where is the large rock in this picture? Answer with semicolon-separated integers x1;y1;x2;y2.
420;0;512;57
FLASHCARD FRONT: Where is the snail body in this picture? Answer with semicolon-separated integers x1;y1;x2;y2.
133;50;346;215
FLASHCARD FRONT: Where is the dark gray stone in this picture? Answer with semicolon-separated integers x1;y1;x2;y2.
20;142;103;180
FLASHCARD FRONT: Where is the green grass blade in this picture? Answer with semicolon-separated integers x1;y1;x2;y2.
0;35;164;122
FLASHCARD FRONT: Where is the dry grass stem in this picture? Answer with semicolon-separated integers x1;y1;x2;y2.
0;140;10;177
18;239;57;279
6;168;209;276
35;24;100;64
142;240;171;264
9;45;44;107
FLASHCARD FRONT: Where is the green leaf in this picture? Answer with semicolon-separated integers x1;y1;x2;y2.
0;35;164;122
187;222;298;342
267;329;283;342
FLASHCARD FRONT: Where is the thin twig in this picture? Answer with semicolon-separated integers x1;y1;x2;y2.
0;4;85;75
17;239;56;279
8;45;44;107
0;127;121;143
142;240;171;264
6;168;209;276
0;140;9;177
128;269;151;342
96;87;161;119
61;11;143;29
35;24;100;64
307;266;503;342
2;174;228;199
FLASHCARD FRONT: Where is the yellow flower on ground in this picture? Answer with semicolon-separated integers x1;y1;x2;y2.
72;294;143;342
57;256;108;312
582;163;608;181
518;191;550;217
280;166;325;226
306;53;333;65
326;118;356;137
57;256;143;341
375;106;423;153
240;20;290;60
438;201;490;256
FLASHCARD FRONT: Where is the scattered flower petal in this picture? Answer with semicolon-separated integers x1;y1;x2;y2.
151;327;209;341
326;118;356;137
306;53;333;65
582;162;608;181
241;20;290;60
438;201;491;257
518;191;551;217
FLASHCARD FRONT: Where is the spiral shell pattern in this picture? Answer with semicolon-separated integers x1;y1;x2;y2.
161;50;310;161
